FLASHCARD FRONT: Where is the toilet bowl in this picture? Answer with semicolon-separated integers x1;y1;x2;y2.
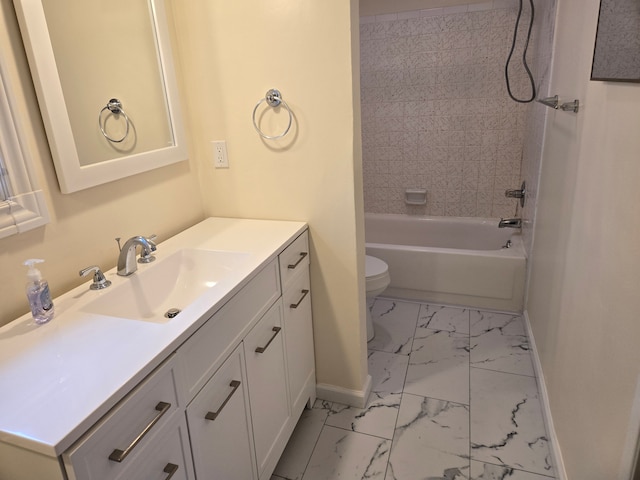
365;255;390;342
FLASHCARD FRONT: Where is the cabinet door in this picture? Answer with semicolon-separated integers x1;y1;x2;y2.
282;268;315;413
186;345;257;480
243;301;290;478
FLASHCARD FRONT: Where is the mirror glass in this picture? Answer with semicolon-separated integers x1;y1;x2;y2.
591;0;640;82
13;0;187;193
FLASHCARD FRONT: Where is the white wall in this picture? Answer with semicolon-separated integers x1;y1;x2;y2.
170;0;368;395
527;1;640;478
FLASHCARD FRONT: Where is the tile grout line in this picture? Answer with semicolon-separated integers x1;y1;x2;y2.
299;399;335;480
468;308;472;476
383;298;420;479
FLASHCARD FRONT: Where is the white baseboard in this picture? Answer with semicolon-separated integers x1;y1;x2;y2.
523;310;568;480
316;375;372;409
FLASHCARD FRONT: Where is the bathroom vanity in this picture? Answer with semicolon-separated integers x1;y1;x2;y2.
0;218;315;480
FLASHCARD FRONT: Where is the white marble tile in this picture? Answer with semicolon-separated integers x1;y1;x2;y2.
368;299;420;355
325;393;401;440
470;369;554;477
273;400;332;480
302;426;391;480
470;311;534;377
470;460;556;479
404;328;469;404
386;394;470;480
418;304;470;334
368;350;410;396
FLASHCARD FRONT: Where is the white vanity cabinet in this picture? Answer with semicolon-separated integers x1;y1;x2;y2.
0;220;315;480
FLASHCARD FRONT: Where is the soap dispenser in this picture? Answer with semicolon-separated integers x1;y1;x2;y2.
24;259;54;324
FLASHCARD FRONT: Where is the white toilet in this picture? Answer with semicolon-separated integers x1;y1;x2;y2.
365;255;391;342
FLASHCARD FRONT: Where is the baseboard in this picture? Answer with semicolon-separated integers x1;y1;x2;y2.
523;310;568;480
316;374;372;409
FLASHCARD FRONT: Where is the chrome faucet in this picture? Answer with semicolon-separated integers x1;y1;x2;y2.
117;236;157;276
498;218;522;229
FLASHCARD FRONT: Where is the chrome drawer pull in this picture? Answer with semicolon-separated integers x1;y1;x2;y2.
108;401;171;463
287;252;308;269
163;463;179;479
205;380;241;421
255;327;281;353
290;289;310;309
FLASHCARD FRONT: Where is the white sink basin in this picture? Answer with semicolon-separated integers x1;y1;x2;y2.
83;249;251;322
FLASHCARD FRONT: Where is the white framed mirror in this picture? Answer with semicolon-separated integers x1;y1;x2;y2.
12;0;187;193
0;50;50;239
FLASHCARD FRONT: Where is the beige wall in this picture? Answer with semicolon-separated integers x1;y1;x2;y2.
527;1;640;478
0;0;205;326
170;0;367;392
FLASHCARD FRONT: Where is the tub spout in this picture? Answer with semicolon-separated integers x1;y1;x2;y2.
498;218;522;229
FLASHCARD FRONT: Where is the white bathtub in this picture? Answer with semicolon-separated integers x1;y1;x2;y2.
365;214;526;312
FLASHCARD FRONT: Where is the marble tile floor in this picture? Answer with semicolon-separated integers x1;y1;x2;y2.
271;298;556;480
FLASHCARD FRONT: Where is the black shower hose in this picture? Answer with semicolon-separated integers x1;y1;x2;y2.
505;0;536;103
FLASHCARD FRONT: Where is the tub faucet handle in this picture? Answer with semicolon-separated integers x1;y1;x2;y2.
505;181;526;207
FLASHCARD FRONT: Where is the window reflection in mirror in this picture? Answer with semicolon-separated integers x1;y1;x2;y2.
0;152;10;202
0;54;50;238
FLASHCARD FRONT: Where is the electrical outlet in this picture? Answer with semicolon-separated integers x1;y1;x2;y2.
211;140;229;168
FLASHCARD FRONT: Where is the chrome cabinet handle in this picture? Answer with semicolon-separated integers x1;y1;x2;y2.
163;463;179;480
255;327;281;353
108;401;171;462
287;252;308;269
290;289;310;309
205;380;241;421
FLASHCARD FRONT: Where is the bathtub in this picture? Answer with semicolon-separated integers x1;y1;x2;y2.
365;214;526;312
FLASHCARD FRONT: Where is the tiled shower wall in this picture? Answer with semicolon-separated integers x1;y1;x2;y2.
360;1;542;217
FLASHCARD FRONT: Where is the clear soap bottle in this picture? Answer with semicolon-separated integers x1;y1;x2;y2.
24;259;54;324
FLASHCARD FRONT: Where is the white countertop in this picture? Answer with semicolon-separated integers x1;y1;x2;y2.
0;217;307;457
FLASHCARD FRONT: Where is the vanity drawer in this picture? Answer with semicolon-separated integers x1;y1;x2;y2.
118;414;194;480
63;356;180;480
279;231;309;289
177;259;281;403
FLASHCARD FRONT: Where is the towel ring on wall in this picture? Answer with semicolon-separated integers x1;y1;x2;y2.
252;89;293;140
99;98;131;143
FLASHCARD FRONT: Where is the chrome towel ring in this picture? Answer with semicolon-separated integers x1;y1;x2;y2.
252;89;293;140
99;98;131;143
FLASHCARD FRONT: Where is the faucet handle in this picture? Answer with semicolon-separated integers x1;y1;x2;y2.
505;181;526;207
145;234;157;248
138;234;158;264
79;265;112;290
